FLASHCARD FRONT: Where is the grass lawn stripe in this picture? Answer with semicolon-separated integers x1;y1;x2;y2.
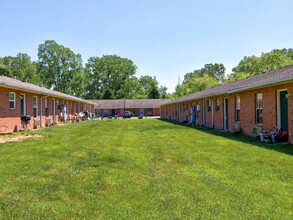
0;119;292;219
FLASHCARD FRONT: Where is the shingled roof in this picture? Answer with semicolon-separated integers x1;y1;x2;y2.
90;99;173;109
162;64;293;106
0;75;93;104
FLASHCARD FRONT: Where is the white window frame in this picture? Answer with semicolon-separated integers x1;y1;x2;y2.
256;93;263;124
45;97;48;117
208;100;211;112
235;96;240;123
216;99;220;112
33;96;38;118
277;89;288;129
9;92;16;109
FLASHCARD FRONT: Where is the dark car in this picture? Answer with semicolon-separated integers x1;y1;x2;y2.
123;111;131;118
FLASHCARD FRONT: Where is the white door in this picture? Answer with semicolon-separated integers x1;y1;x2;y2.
140;109;144;116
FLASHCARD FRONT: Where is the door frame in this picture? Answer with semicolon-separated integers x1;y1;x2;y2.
224;97;228;130
20;94;26;116
52;98;56;122
140;108;144;116
277;89;288;130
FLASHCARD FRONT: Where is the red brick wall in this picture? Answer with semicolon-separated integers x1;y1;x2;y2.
0;87;89;133
160;82;293;144
98;108;160;116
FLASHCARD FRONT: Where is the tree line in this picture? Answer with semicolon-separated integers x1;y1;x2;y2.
174;48;293;98
0;40;170;99
1;40;293;99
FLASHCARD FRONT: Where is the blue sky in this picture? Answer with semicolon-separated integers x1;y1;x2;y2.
0;0;293;92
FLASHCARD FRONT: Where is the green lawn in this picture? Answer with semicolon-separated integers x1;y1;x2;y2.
0;119;293;219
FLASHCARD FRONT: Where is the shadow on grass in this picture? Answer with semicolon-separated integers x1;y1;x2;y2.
158;119;293;156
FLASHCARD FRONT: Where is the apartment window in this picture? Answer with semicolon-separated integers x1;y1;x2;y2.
147;108;152;115
57;100;60;110
208;101;211;112
33;96;38;118
9;92;15;109
235;96;240;122
45;98;48;117
256;93;263;124
216;99;220;112
132;109;136;114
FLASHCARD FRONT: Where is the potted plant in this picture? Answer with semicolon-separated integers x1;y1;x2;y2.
275;129;288;143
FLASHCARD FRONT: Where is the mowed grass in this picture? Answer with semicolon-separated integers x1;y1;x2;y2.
0;119;293;219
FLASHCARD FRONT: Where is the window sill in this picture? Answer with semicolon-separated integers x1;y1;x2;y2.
9;108;16;111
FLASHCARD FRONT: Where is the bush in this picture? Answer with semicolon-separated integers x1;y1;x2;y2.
130;112;135;117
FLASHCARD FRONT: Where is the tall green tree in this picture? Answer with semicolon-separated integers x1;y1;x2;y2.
175;74;219;98
37;40;85;97
85;55;137;99
138;75;160;99
230;50;293;81
159;86;168;98
0;53;40;84
175;63;225;97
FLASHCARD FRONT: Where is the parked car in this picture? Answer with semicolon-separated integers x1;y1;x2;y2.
102;113;111;117
117;113;123;117
123;111;131;118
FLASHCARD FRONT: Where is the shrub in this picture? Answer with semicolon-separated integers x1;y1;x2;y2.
130;112;135;117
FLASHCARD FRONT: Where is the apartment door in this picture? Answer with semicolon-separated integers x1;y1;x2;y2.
52;99;56;122
280;91;288;132
140;109;144;116
224;98;228;130
203;102;206;126
20;94;25;129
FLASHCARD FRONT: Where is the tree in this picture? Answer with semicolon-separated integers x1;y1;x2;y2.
85;55;137;99
230;50;293;81
0;53;40;84
148;84;160;99
138;75;160;98
198;63;225;81
0;66;13;77
175;74;219;98
159;86;168;98
175;63;224;97
37;40;85;97
102;87;114;99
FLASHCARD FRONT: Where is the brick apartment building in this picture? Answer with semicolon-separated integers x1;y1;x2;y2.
90;99;172;117
0;75;94;133
160;65;293;144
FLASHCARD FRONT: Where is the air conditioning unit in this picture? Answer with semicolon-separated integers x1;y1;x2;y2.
252;126;262;136
46;118;51;126
34;120;40;129
232;124;240;133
